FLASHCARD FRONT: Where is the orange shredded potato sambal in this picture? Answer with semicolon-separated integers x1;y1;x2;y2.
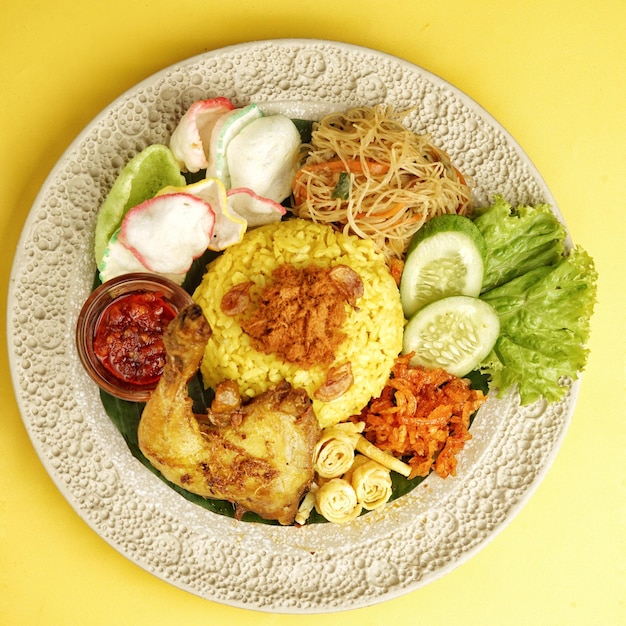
353;354;487;479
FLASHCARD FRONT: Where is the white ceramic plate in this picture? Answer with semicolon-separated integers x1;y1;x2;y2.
8;39;578;613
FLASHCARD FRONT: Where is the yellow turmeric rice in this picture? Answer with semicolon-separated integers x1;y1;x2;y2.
193;218;404;427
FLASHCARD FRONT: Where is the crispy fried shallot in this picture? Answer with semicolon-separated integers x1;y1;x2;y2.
196;379;243;427
314;362;354;401
328;264;364;308
220;280;254;316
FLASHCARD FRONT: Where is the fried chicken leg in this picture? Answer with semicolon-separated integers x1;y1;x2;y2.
137;304;320;525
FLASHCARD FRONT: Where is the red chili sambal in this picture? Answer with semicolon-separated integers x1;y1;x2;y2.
93;291;176;386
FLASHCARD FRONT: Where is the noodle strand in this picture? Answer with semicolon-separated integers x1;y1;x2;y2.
291;105;472;260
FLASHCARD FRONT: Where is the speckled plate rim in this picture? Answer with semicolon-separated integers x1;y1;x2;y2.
7;39;579;613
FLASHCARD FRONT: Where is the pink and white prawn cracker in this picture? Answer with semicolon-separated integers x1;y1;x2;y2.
157;178;247;251
227;188;286;228
226;114;301;203
169;97;234;173
98;230;186;285
119;193;215;274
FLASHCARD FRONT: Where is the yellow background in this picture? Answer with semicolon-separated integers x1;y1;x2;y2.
1;1;624;624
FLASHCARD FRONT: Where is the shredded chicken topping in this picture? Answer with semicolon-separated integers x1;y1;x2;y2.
223;263;363;369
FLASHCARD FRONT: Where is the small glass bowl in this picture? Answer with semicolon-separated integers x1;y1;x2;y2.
76;273;194;402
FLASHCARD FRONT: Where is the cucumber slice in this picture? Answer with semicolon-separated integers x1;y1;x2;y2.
400;214;486;318
402;295;499;377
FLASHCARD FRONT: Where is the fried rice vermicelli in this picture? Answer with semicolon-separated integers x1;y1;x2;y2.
292;105;472;260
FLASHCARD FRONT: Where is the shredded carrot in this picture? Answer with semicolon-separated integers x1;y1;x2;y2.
356;201;407;220
352;354;487;479
292;159;390;204
453;165;467;187
300;159;390;175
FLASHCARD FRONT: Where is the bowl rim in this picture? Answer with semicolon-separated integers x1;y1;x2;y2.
75;272;194;402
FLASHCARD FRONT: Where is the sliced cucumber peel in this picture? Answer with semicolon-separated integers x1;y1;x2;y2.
400;214;486;318
402;295;499;377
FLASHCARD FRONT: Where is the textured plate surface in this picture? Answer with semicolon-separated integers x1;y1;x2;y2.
7;39;578;613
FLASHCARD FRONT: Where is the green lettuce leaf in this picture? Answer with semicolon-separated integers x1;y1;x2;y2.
479;246;597;404
473;196;566;292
